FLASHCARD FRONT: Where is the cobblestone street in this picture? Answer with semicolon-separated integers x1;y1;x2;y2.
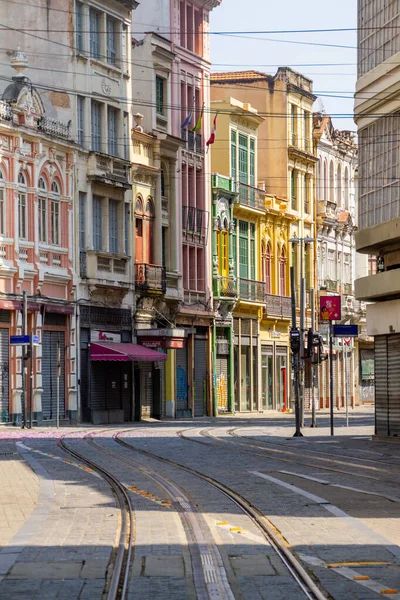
0;407;399;599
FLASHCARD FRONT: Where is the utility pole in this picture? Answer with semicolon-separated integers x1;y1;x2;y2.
21;291;28;429
290;266;302;437
310;289;317;428
330;322;334;436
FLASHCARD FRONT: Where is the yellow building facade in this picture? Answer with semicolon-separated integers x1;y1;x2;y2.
211;69;317;412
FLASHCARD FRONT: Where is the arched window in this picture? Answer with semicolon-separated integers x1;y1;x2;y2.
337;163;342;207
279;247;286;296
38;177;47;243
50;179;60;245
18;171;27;240
323;159;328;201
0;168;4;235
262;243;271;295
317;158;322;200
329;161;335;203
344;166;349;210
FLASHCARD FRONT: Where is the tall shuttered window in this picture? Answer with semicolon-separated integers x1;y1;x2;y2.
89;8;101;59
156;76;165;115
239;220;248;279
250;223;256;280
231;130;237;181
93;195;103;251
38;177;47;243
124;203;129;254
249;138;255;187
123;112;129;160
77;96;85;146
232;218;237;271
106;16;117;65
108;106;118;156
91;101;102;151
0;171;4;235
76;1;84;53
238;134;248;184
79;192;86;251
109;199;118;253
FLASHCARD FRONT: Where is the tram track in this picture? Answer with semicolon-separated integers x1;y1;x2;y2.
114;430;328;600
58;435;134;600
178;427;400;485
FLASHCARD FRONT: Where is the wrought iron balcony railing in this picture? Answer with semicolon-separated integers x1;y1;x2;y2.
37;116;72;140
182;206;208;238
238;278;265;302
237;182;265;211
135;263;166;294
213;276;237;298
265;294;292;319
344;282;353;295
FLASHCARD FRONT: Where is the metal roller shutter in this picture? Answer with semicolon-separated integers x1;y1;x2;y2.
90;363;106;411
140;363;153;418
0;329;9;422
375;336;388;436
216;356;228;412
42;331;65;421
388;334;400;436
194;338;207;417
176;347;189;413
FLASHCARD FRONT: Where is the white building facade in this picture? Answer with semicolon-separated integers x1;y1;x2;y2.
314;115;371;408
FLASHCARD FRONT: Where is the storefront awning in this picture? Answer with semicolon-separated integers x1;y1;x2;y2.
90;342;167;362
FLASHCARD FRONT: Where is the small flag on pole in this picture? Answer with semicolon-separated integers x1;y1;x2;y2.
181;110;193;130
191;104;204;132
206;114;217;149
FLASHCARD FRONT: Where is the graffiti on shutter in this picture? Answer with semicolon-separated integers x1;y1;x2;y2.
216;356;228;412
0;329;9;422
140;363;153;418
176;347;189;413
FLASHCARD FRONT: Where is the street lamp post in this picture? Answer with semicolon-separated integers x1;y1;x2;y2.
289;236;315;428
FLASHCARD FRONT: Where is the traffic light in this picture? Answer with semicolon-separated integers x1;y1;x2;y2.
290;328;300;354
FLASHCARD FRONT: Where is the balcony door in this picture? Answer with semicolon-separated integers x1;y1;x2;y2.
135;195;154;265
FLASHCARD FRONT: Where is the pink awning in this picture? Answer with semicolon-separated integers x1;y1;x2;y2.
90;342;167;362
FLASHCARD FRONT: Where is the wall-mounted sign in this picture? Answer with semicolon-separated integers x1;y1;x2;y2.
319;296;341;321
91;330;121;343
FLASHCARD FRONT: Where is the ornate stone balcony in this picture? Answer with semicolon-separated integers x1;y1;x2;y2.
87;152;131;189
135;263;166;295
84;250;131;286
0;100;12;121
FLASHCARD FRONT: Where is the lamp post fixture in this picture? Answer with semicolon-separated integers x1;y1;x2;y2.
289;236;315;428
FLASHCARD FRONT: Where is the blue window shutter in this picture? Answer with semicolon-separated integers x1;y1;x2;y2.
109;199;118;253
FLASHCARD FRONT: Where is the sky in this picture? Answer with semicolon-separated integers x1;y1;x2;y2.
209;0;357;132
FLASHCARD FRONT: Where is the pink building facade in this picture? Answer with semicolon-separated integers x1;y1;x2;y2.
0;58;76;424
132;0;221;417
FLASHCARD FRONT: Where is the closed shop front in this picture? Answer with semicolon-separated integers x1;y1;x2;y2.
42;330;65;422
359;347;375;404
140;362;153;418
216;329;230;413
261;345;273;410
0;327;9;423
176;346;189;416
194;337;207;417
234;318;259;412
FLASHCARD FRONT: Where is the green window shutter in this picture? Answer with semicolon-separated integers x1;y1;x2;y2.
231;130;237;180
239;220;248;278
232;218;237;273
156;76;164;115
250;138;255;187
238;134;248;184
250;223;255;280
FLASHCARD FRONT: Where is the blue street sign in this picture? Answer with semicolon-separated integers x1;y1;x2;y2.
10;334;40;346
333;324;359;337
10;335;30;345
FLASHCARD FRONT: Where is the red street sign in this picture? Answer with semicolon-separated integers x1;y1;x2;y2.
320;296;341;321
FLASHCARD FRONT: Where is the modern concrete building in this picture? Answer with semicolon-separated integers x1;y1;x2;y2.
355;0;400;436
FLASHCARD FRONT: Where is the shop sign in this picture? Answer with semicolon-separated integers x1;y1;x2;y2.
91;330;121;343
140;339;163;349
319;296;341;321
164;338;185;349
